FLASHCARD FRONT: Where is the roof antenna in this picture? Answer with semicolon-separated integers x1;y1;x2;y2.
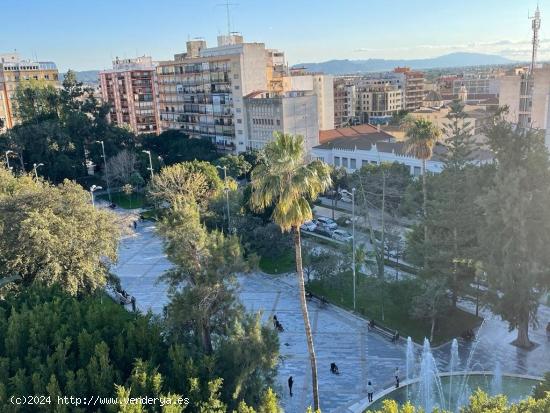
217;0;238;35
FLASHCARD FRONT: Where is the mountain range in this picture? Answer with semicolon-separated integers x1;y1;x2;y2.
62;52;516;84
295;52;516;74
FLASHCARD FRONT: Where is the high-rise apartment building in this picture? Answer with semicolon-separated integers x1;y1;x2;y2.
333;78;357;128
356;80;403;124
99;56;160;135
244;90;318;151
0;53;59;131
281;72;334;131
156;35;270;153
499;65;550;129
393;67;425;110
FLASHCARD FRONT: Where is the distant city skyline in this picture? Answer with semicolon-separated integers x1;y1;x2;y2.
2;0;547;71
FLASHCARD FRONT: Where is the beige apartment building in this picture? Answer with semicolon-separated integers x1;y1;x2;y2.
356;81;403;124
156;35;271;153
280;72;334;131
244;90;319;151
394;67;425;110
0;53;59;131
499;65;550;129
333;77;357;128
99;56;160;135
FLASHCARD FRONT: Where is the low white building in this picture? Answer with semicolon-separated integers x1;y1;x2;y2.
311;124;444;176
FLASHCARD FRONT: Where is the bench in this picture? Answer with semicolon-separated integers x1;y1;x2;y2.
306;291;328;308
369;320;399;342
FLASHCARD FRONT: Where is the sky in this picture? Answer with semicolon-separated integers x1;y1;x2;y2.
2;0;548;72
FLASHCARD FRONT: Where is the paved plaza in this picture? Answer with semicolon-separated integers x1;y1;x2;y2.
113;220;550;413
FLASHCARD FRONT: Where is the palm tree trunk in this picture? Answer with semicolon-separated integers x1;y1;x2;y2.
294;228;320;410
422;159;428;269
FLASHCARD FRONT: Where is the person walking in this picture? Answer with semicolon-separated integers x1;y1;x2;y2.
288;376;294;397
394;367;400;388
366;381;374;403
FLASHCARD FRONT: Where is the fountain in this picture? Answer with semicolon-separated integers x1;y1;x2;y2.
368;331;541;413
417;338;446;413
491;362;502;396
448;339;459;410
405;337;415;401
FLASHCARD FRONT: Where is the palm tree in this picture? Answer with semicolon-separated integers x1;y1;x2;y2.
405;119;442;262
250;132;331;411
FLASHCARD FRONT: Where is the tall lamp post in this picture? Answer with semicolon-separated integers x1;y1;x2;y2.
95;140;112;202
352;187;356;311
216;165;231;232
33;163;44;180
90;185;102;208
142;150;154;180
4;150;14;170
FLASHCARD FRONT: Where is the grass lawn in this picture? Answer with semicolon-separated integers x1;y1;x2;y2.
308;271;482;346
259;251;295;274
98;192;147;209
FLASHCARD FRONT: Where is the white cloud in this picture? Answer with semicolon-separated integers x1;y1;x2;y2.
353;38;550;61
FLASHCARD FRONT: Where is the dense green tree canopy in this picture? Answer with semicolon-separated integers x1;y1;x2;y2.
148;161;223;207
0;71;136;183
0;168;119;295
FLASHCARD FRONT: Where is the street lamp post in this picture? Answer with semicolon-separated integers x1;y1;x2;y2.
4;150;14;170
33;163;44;180
90;185;102;208
352;187;356;311
216;165;231;232
142;150;154;180
96;140;112;202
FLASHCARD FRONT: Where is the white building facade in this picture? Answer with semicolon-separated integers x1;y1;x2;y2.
244;90;319;152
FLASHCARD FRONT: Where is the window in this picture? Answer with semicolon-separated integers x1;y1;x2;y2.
236;108;241;113
237;118;242;124
234;85;240;90
350;158;357;169
342;157;348;168
362;160;369;167
413;166;421;176
334;156;340;166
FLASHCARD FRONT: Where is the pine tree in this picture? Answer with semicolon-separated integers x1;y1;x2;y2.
479;121;550;348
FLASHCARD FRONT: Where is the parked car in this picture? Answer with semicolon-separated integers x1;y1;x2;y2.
332;229;353;242
313;225;334;238
339;189;353;203
300;220;317;232
315;216;338;230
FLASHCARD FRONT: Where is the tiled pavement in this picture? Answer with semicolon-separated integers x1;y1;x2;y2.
113;221;550;413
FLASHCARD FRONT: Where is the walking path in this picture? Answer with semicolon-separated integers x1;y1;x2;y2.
113;220;550;413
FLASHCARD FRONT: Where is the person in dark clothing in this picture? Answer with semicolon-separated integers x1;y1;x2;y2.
395;367;400;388
275;320;284;332
366;381;374;403
273;314;278;328
133;221;137;230
131;296;136;312
330;362;340;374
288;376;293;397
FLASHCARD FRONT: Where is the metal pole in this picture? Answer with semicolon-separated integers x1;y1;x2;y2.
5;151;11;170
97;141;112;202
33;163;43;180
352;187;356;311
143;150;154;180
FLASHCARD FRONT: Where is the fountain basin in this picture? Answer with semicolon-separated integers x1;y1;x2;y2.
365;372;541;412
